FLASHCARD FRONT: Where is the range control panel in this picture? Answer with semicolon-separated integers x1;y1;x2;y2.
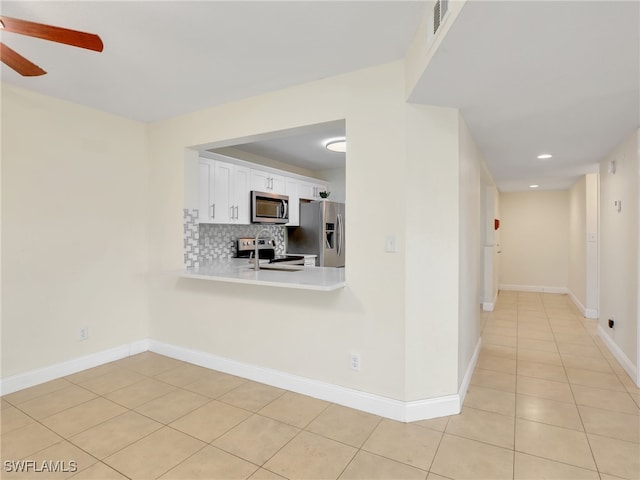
236;237;276;258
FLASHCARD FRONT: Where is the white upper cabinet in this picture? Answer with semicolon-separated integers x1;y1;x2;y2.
232;165;250;224
213;161;233;223
199;157;250;224
198;158;216;223
298;180;328;200
199;154;328;225
250;169;285;195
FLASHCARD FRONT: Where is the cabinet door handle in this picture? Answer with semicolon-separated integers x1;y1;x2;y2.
211;204;215;219
235;206;239;219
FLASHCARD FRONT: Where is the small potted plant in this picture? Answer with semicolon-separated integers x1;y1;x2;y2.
319;191;330;199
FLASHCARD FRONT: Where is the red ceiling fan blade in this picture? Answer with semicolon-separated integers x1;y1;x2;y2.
0;15;103;52
0;42;46;76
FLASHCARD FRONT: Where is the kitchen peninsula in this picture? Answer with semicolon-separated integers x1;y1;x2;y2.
180;258;345;291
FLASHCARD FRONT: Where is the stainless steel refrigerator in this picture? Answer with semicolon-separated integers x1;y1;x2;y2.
287;201;345;267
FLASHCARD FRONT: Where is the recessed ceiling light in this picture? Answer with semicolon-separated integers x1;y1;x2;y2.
325;138;346;153
537;154;552;159
529;184;539;188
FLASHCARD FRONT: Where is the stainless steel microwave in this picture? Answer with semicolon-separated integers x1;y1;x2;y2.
251;191;289;224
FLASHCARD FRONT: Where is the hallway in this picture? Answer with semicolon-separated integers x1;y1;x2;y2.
466;291;640;479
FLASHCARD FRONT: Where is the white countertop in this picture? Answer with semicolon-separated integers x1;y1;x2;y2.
179;258;345;291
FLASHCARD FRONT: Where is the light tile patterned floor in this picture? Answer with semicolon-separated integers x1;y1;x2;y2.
1;292;639;479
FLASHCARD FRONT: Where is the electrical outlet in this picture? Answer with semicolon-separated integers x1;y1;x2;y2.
349;352;361;371
79;327;88;341
608;317;615;329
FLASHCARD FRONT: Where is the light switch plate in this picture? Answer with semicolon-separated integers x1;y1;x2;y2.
385;235;398;253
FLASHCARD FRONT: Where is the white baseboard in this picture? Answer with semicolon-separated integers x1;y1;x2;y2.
398;337;479;422
499;284;568;294
148;339;463;422
597;325;639;386
0;341;148;396
567;290;599;319
584;308;598;319
482;291;498;312
1;338;474;422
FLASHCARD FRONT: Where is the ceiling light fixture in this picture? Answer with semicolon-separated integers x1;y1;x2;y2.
537;154;552;159
325;138;346;153
529;184;539;188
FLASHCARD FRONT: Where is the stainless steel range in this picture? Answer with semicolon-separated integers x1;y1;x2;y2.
236;237;305;265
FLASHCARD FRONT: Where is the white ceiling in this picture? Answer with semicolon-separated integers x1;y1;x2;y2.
0;1;425;122
1;1;638;191
410;0;639;191
211;121;346;171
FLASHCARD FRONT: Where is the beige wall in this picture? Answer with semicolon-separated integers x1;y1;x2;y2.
499;190;569;291
147;61;476;402
457;115;485;383
147;63;409;400
585;174;598;315
569;177;587;304
1;85;149;377
568;174;599;316
2;60;489;405
599;129;638;370
404;104;460;399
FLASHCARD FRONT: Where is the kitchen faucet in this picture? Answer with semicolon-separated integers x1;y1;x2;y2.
253;229;274;271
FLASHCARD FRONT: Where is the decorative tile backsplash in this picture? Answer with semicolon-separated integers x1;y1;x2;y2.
183;209;200;268
199;223;286;262
183;209;286;266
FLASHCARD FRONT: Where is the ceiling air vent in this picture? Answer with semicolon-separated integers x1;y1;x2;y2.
434;0;449;34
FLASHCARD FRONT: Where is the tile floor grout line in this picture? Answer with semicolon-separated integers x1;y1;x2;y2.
159;441;259;480
336;417;382;479
20;418;108;477
80;376;176;467
423;425;446;478
511;296;521;480
355;446;430;477
544;294;603;476
231;398;334;476
440;429;515;453
252;419;308;476
220;385;288;415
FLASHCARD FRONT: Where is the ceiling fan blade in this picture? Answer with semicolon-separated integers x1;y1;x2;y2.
0;15;103;52
0;42;46;76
